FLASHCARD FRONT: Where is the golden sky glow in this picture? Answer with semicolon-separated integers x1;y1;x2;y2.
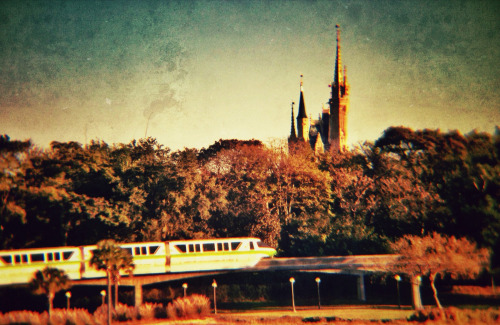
1;0;499;150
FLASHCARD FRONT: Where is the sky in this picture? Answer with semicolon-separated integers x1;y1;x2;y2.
1;0;499;151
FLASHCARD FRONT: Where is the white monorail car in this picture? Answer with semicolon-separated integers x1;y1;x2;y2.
0;246;82;285
168;237;276;272
0;237;276;285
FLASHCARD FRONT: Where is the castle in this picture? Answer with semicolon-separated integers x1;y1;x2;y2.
289;25;349;153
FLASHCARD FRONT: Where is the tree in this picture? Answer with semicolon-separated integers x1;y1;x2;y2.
29;267;71;316
205;143;281;246
317;143;436;256
0;135;31;248
389;233;490;309
274;143;332;255
375;127;500;248
90;239;134;322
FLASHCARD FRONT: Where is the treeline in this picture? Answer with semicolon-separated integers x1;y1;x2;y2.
0;127;498;267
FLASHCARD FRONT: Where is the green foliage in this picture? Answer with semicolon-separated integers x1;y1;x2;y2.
390;233;490;309
0;128;498;262
29;267;71;316
137;302;165;320
0;310;48;325
48;308;95;325
408;307;500;323
90;239;134;309
390;233;490;279
93;304;137;324
0;135;31;248
376;127;500;248
89;240;134;275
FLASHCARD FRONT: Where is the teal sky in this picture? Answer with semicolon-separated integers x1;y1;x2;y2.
1;0;499;150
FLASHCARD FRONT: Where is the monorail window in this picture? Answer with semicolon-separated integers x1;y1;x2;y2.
123;248;133;255
148;246;159;255
203;243;215;252
249;242;255;250
231;242;242;251
134;247;148;255
174;245;187;253
63;252;73;260
15;254;28;264
257;241;272;248
47;252;61;261
0;255;12;264
188;244;201;253
31;253;44;262
217;243;229;251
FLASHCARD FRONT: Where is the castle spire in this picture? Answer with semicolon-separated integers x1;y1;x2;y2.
290;101;297;139
333;24;343;94
297;74;307;119
296;75;309;142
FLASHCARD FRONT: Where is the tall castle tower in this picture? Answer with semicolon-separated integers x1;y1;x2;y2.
328;24;350;152
288;24;349;153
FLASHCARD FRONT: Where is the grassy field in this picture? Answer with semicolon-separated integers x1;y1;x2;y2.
134;306;420;324
225;305;414;320
135;304;500;324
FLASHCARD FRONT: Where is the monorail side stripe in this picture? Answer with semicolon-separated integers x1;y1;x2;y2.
0;261;81;270
1;250;274;270
170;250;274;259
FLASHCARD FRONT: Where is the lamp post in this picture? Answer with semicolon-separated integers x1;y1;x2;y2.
394;275;401;309
212;279;217;314
100;290;106;306
65;291;71;309
315;277;321;309
289;277;296;312
182;283;188;297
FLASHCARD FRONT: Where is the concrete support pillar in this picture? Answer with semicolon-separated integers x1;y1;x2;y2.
357;273;366;301
134;283;143;307
411;276;423;310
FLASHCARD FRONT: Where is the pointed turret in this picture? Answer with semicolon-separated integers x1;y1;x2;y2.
297;75;307;119
333;24;343;98
296;75;309;142
289;101;297;140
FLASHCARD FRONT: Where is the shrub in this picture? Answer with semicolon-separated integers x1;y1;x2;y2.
166;294;210;320
93;304;111;325
113;304;137;322
137;302;167;320
49;309;95;325
0;310;48;325
408;307;500;323
93;304;137;324
302;316;322;323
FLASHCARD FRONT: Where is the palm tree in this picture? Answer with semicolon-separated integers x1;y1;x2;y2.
109;247;135;308
29;267;71;316
90;239;134;324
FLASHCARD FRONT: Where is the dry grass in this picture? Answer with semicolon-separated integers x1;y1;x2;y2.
1;304;499;324
451;286;498;297
166;294;211;320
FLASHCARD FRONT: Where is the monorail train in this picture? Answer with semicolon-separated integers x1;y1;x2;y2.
0;237;276;285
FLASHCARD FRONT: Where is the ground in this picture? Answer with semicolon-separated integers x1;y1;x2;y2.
130;305;416;324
